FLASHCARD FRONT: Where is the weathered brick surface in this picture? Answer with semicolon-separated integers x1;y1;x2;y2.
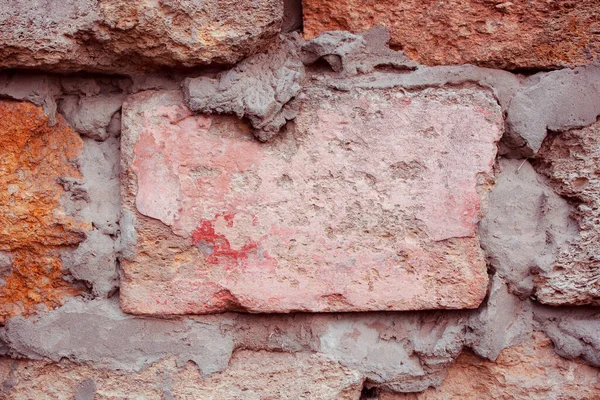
0;352;362;399
120;87;502;315
534;120;600;305
384;332;600;400
0;0;283;73
303;0;600;70
0;100;88;323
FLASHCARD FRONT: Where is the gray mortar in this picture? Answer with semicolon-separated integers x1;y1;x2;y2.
3;29;596;158
532;121;600;306
479;159;579;298
129;74;181;93
60;77;102;97
58;94;125;141
300;27;418;75
465;275;532;360
60;75;132;96
182;27;417;141
534;305;600;367
0;71;61;124
0;73;126;297
0;272;594;393
62;230;118;297
183;33;305;142
107;110;121;137
323;65;522;115
315;312;467;392
61;137;121;297
2;298;234;376
0;297;466;392
0;253;12;288
118;209;138;262
0;279;540;393
505;63;600;157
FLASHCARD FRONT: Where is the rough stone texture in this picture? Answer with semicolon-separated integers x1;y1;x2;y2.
479;159;578;299
303;0;600;70
0;100;88;323
59;75;132;97
3;334;600;399
504;63;600;157
314;312;467;393
0;72;132;127
534;120;600;306
0;0;284;73
183;34;305;141
121;86;502;315
2;13;600;399
0;352;363;399
384;332;600;400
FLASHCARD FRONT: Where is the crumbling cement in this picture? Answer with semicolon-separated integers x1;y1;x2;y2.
505;64;600;157
299;27;418;75
479;159;578;299
0;72;61;124
183;34;305;142
61;137;121;297
534;305;600;367
0;254;12;288
322;65;522;114
0;271;541;393
480;132;600;307
533;120;600;306
183;28;521;142
2;298;234;376
1;297;462;392
0;74;133;300
2;28;597;159
58;95;124;141
465;275;533;360
4;279;597;395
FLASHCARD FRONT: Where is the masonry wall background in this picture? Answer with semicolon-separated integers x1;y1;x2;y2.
0;0;599;399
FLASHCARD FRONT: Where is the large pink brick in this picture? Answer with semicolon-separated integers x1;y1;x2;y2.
120;87;502;314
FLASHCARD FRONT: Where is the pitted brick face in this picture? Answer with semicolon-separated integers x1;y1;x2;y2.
120;87;502;315
303;0;600;70
0;0;284;73
0;100;88;323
